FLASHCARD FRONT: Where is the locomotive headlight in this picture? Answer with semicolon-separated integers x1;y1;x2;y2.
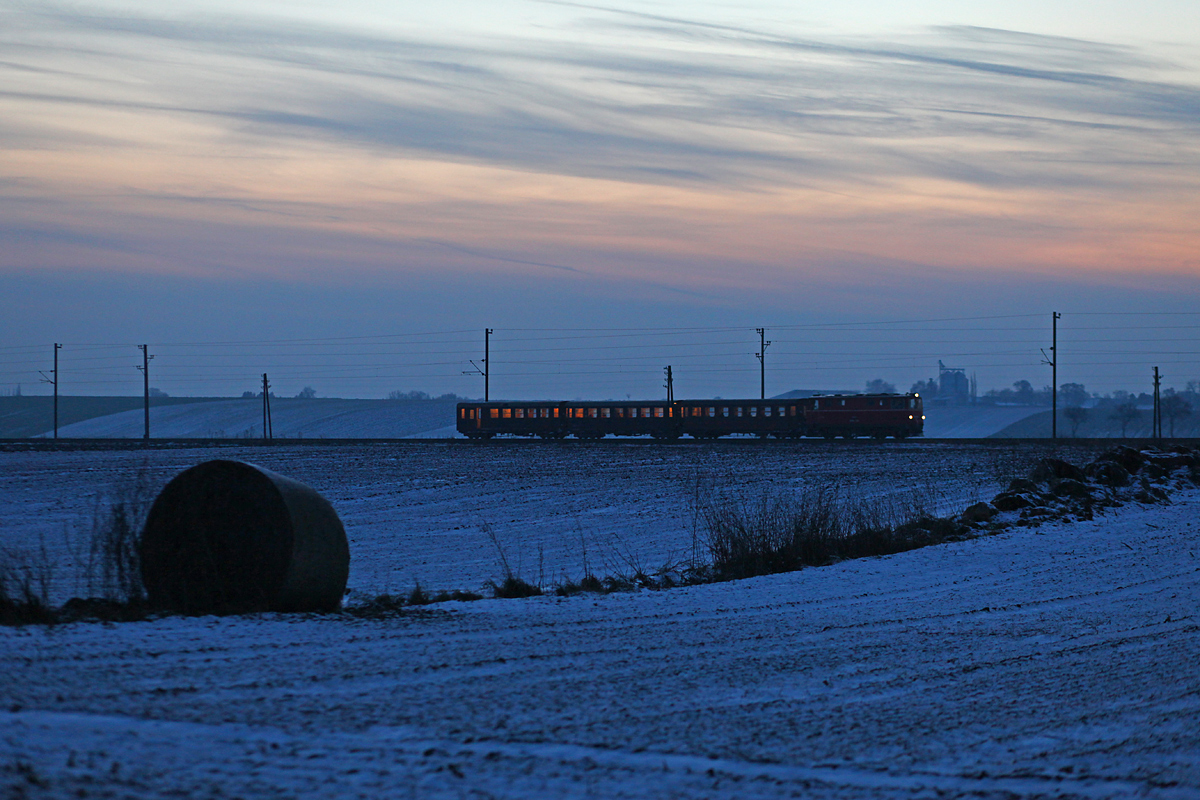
922;415;926;420
908;415;913;419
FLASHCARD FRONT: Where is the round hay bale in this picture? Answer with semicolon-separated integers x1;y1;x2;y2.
140;460;349;614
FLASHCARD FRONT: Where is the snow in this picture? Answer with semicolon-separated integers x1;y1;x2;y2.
0;441;1103;602
2;487;1198;798
43;398;465;439
921;405;1042;438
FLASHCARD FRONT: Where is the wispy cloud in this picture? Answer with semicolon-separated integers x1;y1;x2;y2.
4;3;1198;193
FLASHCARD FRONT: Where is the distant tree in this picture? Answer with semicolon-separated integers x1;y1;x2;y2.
149;387;169;398
1059;382;1087;408
1063;406;1088;437
1012;380;1034;404
865;378;897;394
242;390;256;399
1161;394;1192;437
910;379;937;396
388;390;431;401
1110;402;1139;437
297;386;317;399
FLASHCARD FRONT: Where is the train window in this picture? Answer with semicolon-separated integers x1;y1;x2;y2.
750;407;757;417
490;408;499;419
778;407;785;416
503;408;512;418
707;407;715;417
813;400;820;410
640;408;650;417
736;407;743;417
764;407;772;417
910;398;916;409
840;399;846;407
721;407;729;417
515;409;524;419
602;408;611;418
789;406;796;416
587;407;597;418
654;407;663;417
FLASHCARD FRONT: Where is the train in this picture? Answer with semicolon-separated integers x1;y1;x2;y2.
456;393;924;440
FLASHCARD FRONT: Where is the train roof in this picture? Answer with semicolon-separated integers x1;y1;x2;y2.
457;393;919;406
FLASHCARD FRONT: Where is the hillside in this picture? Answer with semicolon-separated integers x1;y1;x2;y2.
43;397;463;439
920;404;1041;437
992;407;1200;439
0;395;225;438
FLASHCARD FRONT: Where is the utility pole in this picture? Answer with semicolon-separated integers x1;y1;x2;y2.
1153;366;1161;439
464;328;492;401
137;345;153;440
262;373;273;440
39;343;62;439
664;365;674;404
755;328;771;401
1041;313;1060;439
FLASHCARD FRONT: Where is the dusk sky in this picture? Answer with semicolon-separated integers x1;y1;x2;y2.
3;0;1199;400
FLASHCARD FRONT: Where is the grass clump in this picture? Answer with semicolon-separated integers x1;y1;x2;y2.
702;484;962;581
490;575;543;599
0;544;56;626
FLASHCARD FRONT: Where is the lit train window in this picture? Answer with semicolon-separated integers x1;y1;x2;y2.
515;409;524;419
503;408;512;418
602;408;611;418
654;407;664;417
553;408;560;418
490;408;499;419
588;408;598;418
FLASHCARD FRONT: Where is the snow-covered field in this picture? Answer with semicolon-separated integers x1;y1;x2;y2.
2;481;1197;798
43;398;461;440
0;441;1100;601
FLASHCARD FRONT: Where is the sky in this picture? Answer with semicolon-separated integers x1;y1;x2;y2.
2;0;1199;400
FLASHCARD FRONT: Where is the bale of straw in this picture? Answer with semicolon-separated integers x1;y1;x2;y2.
139;460;349;614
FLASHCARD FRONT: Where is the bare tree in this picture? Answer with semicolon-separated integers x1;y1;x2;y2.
1109;402;1139;437
1161;394;1192;437
1063;406;1088;437
865;378;897;394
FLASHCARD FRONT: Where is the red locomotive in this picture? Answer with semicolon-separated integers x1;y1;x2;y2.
456;393;923;440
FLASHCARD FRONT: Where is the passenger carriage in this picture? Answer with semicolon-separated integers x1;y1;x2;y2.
456;393;923;440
